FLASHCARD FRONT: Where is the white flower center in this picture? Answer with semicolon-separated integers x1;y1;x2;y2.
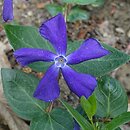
54;55;67;68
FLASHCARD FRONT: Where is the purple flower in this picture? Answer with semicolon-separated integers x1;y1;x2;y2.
14;14;110;102
2;0;14;22
74;121;80;130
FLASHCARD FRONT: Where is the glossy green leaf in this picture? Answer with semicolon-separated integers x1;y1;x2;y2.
80;94;97;120
4;24;54;51
2;68;74;129
105;112;130;130
1;68;48;120
4;25;130;75
62;0;97;5
95;76;128;118
45;4;64;16
61;100;93;130
4;24;54;72
68;40;130;77
46;5;90;22
67;8;90;22
30;108;74;130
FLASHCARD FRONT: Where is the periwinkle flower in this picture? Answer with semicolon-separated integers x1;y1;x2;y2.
74;121;80;130
14;14;110;102
2;0;14;22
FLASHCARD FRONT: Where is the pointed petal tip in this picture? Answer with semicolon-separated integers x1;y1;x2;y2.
87;38;111;54
33;93;57;102
14;48;56;66
2;0;14;22
33;65;60;102
39;13;67;55
62;66;97;99
67;38;111;65
33;88;60;102
3;17;14;23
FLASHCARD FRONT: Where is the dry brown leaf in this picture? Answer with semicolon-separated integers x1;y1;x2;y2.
0;41;29;130
0;101;29;130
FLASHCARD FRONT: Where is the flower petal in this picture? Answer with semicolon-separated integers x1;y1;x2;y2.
74;121;80;130
67;38;110;65
2;0;13;22
33;65;60;102
14;48;56;66
39;13;67;55
61;65;97;98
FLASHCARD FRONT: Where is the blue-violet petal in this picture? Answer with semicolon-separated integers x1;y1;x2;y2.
2;0;13;22
14;48;56;66
74;120;80;130
67;38;110;65
61;65;97;98
33;64;60;102
39;13;67;55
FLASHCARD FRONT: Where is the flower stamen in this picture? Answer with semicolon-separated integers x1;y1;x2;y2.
54;55;67;68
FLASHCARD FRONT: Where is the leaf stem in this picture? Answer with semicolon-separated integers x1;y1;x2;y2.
46;102;54;113
64;4;68;22
64;4;72;22
90;117;97;130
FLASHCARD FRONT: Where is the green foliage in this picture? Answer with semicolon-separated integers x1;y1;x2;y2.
45;4;63;16
4;24;54;72
4;24;130;76
1;68;47;120
92;0;105;7
61;100;93;130
105;112;130;130
30;108;74;130
69;40;130;77
4;24;130;78
1;69;74;130
4;24;54;51
80;95;97;120
95;76;128;118
46;4;90;22
67;8;90;22
115;128;121;130
62;0;97;5
2;2;130;130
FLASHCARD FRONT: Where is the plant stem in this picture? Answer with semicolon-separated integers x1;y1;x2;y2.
46;102;54;113
64;4;68;22
90;118;97;130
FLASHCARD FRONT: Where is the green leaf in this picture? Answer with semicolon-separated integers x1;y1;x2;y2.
80;94;97;120
46;5;90;22
4;24;54;72
67;8;90;22
45;4;64;16
4;24;130;75
2;69;74;130
92;0;105;7
62;0;97;5
115;128;121;130
61;100;93;130
105;112;130;130
4;24;54;51
30;108;74;130
68;40;130;77
1;68;48;120
95;76;128;118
